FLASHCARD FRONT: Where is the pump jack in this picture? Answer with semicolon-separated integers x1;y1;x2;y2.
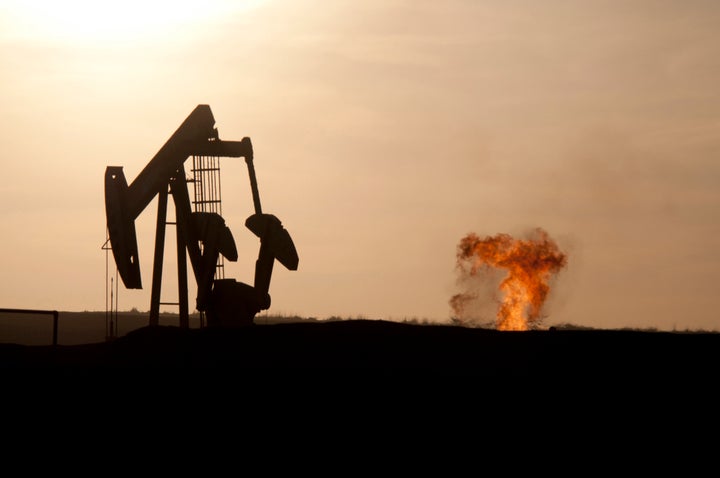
104;104;298;327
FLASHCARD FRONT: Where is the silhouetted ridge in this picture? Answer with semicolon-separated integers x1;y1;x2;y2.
1;320;718;384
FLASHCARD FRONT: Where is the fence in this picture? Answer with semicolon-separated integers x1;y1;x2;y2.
0;308;59;346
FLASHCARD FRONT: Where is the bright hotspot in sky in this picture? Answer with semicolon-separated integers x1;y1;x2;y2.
1;0;263;44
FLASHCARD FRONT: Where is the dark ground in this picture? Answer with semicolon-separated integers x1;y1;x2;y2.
3;319;713;460
1;317;718;382
4;312;716;453
3;316;720;433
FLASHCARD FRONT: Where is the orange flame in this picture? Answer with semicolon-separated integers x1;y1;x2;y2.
450;228;568;331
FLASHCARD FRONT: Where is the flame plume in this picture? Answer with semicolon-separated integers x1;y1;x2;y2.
450;228;568;331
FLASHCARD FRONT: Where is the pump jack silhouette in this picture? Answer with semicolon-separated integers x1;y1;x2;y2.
104;105;298;327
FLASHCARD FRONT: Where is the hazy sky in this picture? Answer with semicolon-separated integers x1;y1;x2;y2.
1;0;718;331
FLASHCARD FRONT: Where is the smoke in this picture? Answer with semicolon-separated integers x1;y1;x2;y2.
450;227;568;330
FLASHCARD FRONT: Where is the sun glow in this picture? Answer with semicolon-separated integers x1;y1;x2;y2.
1;0;263;45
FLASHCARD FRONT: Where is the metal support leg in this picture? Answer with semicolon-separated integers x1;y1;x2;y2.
149;187;169;326
176;204;189;328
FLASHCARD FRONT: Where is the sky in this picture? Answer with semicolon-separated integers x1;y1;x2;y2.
0;0;718;332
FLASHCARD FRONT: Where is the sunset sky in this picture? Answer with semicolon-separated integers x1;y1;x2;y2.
1;0;718;332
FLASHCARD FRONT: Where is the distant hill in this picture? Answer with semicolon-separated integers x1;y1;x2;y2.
0;310;328;346
2;309;715;347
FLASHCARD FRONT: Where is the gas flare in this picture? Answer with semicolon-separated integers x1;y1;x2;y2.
450;228;567;331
